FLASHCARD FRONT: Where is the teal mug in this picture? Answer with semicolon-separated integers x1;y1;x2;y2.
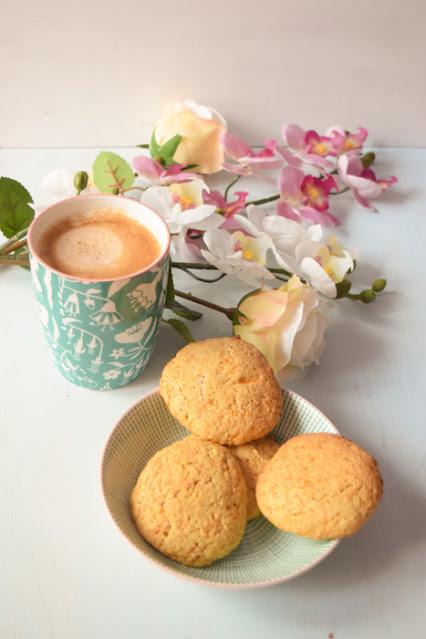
28;194;170;390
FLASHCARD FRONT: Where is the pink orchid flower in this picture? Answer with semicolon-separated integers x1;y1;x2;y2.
133;155;198;187
277;166;340;226
337;154;397;210
279;124;336;170
326;126;368;155
202;189;248;221
221;132;283;176
301;174;338;212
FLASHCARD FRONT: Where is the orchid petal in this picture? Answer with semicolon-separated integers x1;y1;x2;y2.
282;124;305;149
133;156;162;180
140;186;174;221
295;239;321;263
41;169;76;202
327;250;353;282
300;257;337;298
306;224;323;241
203;189;225;208
203;228;233;259
279;166;304;198
221;131;252;160
276;201;301;222
276;146;302;167
172;231;204;262
345;175;382;199
221;162;252;176
177;205;220;228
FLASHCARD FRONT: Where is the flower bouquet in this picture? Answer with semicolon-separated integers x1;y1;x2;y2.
0;99;397;382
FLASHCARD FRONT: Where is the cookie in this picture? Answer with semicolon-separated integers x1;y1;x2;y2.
130;436;247;567
229;436;280;520
256;433;383;539
159;337;283;446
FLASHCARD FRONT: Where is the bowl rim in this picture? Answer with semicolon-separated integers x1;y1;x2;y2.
100;386;341;590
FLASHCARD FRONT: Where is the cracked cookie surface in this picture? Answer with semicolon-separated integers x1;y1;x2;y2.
159;337;283;445
256;433;383;539
131;436;247;566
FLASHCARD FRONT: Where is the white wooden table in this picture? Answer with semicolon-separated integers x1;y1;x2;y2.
0;148;424;639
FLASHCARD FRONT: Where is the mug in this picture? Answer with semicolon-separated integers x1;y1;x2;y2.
27;194;170;390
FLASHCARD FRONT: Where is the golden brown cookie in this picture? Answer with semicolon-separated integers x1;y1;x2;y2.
159;337;283;446
130;436;247;567
229;436;280;521
256;433;383;540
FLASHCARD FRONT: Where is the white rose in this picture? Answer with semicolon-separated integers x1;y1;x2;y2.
233;276;327;382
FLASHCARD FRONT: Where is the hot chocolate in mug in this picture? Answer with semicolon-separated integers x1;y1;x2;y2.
27;195;170;390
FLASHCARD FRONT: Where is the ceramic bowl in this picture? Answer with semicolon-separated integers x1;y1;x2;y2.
101;388;340;589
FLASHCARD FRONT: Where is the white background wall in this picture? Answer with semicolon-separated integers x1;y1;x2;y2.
1;0;425;148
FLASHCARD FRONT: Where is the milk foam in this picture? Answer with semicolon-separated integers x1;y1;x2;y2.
39;207;160;279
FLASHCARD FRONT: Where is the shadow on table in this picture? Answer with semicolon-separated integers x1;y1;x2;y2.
304;293;399;395
277;461;426;612
348;261;399;293
216;464;426;628
379;186;420;206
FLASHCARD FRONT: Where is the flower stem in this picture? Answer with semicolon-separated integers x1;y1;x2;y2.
330;187;349;195
174;289;234;320
0;229;28;254
122;185;147;194
0;254;30;267
224;175;242;201
2;238;28;255
172;262;218;271
246;194;280;206
172;261;291;279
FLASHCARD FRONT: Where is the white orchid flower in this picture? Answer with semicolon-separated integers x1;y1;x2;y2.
171;230;204;262
235;205;355;298
201;228;274;287
140;182;222;260
296;235;355;298
42;169;76;203
234;205;322;272
140;184;221;234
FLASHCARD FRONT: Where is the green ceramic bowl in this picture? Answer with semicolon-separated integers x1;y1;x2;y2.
101;388;340;589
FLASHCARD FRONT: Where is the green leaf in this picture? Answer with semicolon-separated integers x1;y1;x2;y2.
158;134;182;161
168;301;203;321
232;288;259;325
163;318;196;343
0;177;34;238
161;157;180;168
92;152;134;194
231;307;248;326
149;130;160;158
135;143;150;149
165;266;175;306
